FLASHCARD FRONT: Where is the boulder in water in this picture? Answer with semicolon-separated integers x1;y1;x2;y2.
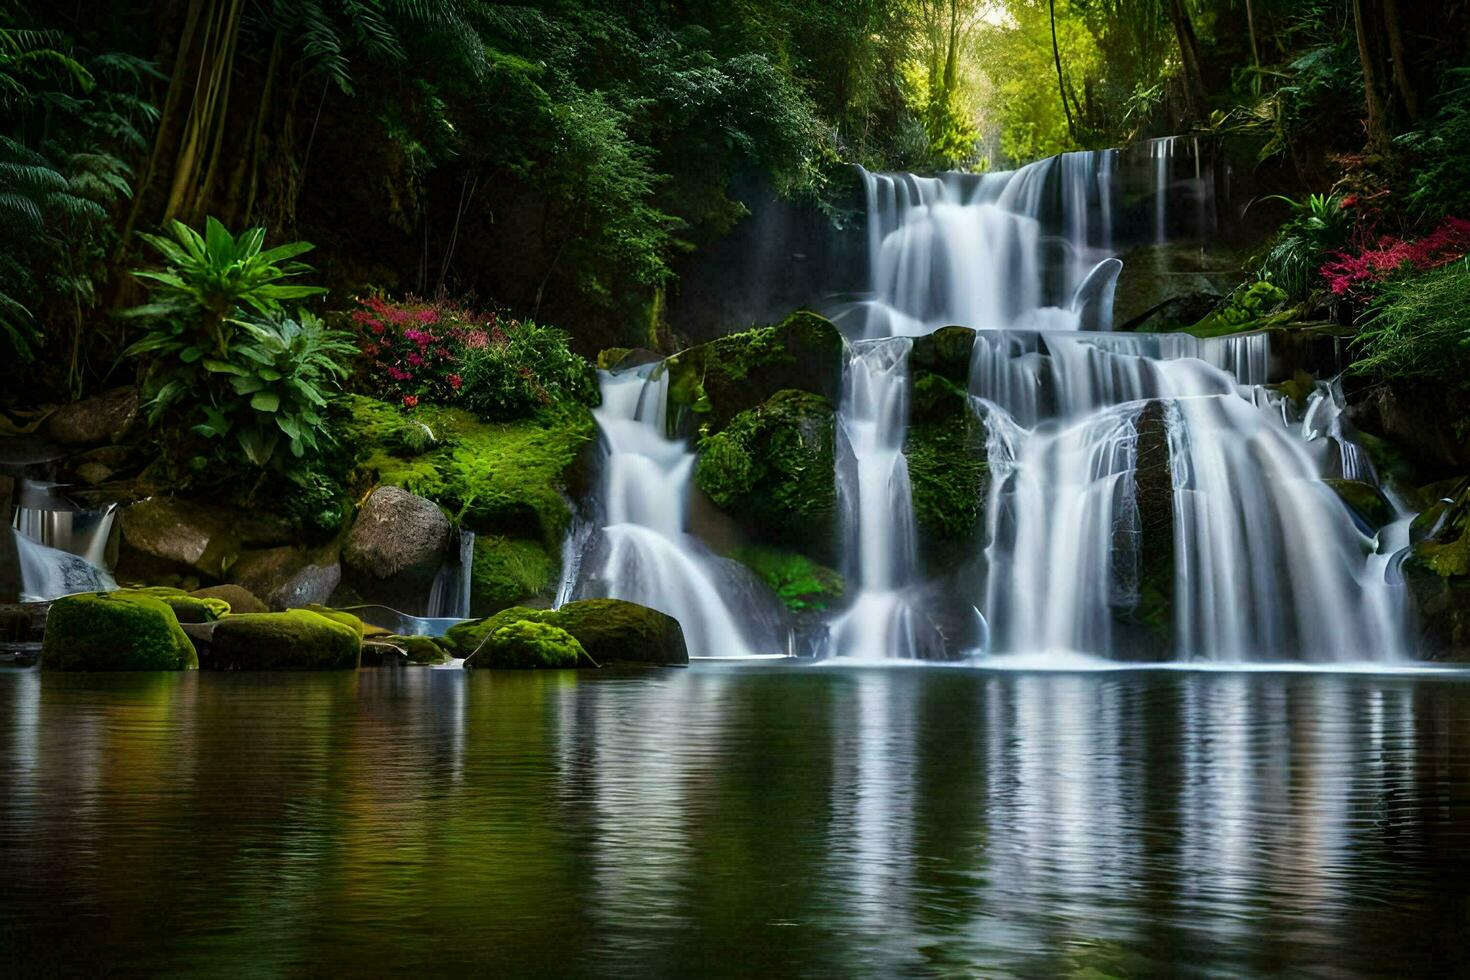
229;543;342;610
451;598;688;666
463;619;586;669
41;591;197;670
383;634;452;665
694;389;836;555
905;371;988;574
1325;479;1395;531
42;387;138;446
207;609;361;670
909;326;977;384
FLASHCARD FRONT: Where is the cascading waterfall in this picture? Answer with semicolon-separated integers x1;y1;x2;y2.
567;365;784;658
842;146;1406;663
11;479;118;601
827;338;928;660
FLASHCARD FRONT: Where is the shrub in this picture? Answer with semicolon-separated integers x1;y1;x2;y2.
124;218;348;482
350;295;597;418
1352;258;1470;382
1320;217;1470;297
1253;192;1354;299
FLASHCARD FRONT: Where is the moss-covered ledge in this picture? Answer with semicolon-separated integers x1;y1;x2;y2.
905;369;988;574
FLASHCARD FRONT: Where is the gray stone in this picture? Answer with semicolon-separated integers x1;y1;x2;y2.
343;486;450;580
43;387;138;446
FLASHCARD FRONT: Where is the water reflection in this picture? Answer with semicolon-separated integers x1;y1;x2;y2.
2;666;1470;976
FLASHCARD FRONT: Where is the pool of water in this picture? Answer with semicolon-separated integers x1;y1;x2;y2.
3;663;1469;977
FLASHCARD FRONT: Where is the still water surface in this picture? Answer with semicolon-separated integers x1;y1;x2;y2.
2;664;1470;977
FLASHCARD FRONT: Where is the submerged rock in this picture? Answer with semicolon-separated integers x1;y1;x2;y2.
208;609;362;670
451;598;688;667
1325;479;1396;531
694;389;836;555
41;591;197;671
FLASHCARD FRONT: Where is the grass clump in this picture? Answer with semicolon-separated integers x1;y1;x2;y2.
1353;258;1470;382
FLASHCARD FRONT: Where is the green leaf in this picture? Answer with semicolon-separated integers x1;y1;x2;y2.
250;391;281;412
202;358;248;375
179;346;203;363
229;375;266;395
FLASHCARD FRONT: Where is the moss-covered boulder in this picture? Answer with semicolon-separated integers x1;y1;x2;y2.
904;371;988;572
42;591;198;671
336;395;596;548
1405;478;1470;661
1112;401;1175;658
1325;479;1396;531
448;598;688;666
467;620;586;669
470;535;557;616
208;610;362;670
908;326;976;385
663;310;844;435
694;389;836;553
303;604;367;640
190;584;268;614
384;634;452;665
731;546;844;613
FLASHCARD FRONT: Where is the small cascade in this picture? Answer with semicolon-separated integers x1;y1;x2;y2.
827;338;928;660
1151;136;1175;242
11;479;117;601
426;530;474;619
568;365;783;658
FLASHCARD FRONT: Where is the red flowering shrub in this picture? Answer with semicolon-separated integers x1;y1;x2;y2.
348;295;597;418
1321;217;1470;296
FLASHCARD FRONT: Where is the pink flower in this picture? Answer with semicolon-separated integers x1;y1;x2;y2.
370;322;386;336
403;395;418;408
448;374;463;390
406;352;425;367
464;330;489;350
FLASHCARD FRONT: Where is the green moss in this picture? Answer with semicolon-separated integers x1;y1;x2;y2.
663;310;844;434
472;620;585;669
336;395;595;547
471;535;557;615
1324;479;1395;530
1411;480;1470;578
208;609;361;670
731;546;844;612
1183;280;1294;337
905;371;988;566
303;604;367;639
384;634;452;665
42;591;198;671
909;326;977;384
694;389;836;550
447;598;687;666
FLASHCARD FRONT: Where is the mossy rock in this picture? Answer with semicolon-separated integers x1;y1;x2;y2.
470;535;557;616
694;389;836;553
1409;479;1470;578
909;326;977;385
190;584;268;614
123;586;230;623
469;620;586;669
42;591;198;671
207;610;362;670
335;395;595;547
1324;479;1395;531
384;634;452;665
303;604;367;640
905;371;988;572
449;598;688;666
731;546;844;613
662;310;844;435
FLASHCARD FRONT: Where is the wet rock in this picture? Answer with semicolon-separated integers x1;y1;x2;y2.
450;598;688;667
190;584;268;614
1405;562;1470;662
42;387;138;446
1112;400;1174;658
462;619;586;669
908;326;977;384
41;591;197;671
208;609;361;670
117;498;295;582
73;461;114;485
229;544;341;611
906;371;988;575
1348;382;1470;478
1324;479;1395;531
694;389;837;557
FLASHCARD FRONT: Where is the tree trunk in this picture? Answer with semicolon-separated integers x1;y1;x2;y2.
1165;0;1207;126
1050;0;1076;138
1353;0;1391;150
1380;0;1420;121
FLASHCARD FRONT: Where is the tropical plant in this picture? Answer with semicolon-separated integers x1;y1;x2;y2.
124;217;343;480
126;217;325;357
1253;192;1355;299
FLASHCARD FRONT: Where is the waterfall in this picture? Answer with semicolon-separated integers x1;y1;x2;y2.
827;338;930;660
426;530;474;619
840;145;1407;663
567;365;784;658
11;480;117;601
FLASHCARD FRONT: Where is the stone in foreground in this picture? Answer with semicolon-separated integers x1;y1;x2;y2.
42;591;197;671
208;609;362;670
